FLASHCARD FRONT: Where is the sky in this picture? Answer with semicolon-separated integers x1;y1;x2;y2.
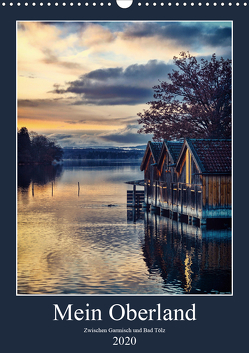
17;21;232;148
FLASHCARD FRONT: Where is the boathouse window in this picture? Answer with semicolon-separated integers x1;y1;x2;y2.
186;149;192;184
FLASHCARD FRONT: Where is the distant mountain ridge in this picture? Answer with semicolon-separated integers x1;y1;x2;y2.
63;145;147;150
63;146;146;160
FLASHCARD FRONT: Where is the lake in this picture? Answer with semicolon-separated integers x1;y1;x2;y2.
17;160;232;295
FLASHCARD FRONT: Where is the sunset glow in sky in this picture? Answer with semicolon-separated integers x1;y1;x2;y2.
17;21;232;147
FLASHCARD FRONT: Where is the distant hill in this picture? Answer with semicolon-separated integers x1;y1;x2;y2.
62;146;146;160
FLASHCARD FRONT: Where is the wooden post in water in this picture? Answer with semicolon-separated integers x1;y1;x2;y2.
146;182;149;205
155;181;157;207
78;182;80;196
52;182;53;196
132;184;136;207
132;207;136;222
32;181;34;197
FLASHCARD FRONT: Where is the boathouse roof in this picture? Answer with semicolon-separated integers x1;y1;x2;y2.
140;141;163;171
177;139;232;174
157;140;183;168
150;142;163;162
165;140;183;164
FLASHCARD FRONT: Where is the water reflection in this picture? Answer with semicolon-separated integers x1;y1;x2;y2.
17;162;231;295
140;212;231;294
18;164;63;190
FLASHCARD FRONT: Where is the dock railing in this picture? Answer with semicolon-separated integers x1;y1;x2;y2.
128;179;231;220
126;180;145;207
147;181;203;218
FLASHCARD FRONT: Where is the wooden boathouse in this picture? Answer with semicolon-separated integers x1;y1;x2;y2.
139;138;232;226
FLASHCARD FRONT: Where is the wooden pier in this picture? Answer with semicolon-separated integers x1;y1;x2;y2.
125;180;145;208
127;189;145;207
145;180;231;226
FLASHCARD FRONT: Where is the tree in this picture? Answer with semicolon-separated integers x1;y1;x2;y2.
18;127;63;164
31;134;63;164
18;127;32;163
137;52;231;141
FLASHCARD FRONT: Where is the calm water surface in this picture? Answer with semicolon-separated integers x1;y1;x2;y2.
17;160;231;295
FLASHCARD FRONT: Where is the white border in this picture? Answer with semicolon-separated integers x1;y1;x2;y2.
16;20;233;297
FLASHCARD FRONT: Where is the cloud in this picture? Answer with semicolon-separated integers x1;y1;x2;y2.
18;22;86;78
48;133;74;140
84;67;123;81
19;74;36;79
99;132;149;144
71;87;152;106
41;124;152;147
63;115;138;126
41;48;83;70
121;22;231;48
64;120;86;124
18;95;141;130
78;23;116;47
51;60;174;105
45;133;83;147
99;124;153;145
203;27;231;47
18;99;40;107
44;130;111;147
18;98;63;108
84;60;174;82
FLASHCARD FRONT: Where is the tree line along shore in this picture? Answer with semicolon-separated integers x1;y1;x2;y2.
18;127;63;165
18;127;145;165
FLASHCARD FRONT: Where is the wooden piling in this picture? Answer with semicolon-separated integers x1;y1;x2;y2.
78;182;80;196
132;184;136;207
52;182;53;196
177;213;181;222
